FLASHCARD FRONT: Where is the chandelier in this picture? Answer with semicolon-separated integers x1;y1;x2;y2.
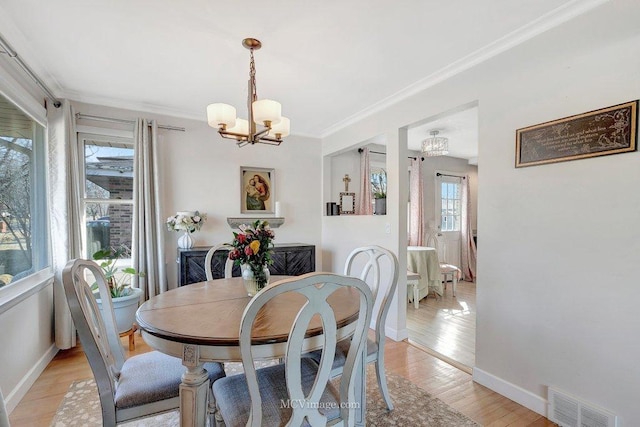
421;130;449;157
206;38;290;147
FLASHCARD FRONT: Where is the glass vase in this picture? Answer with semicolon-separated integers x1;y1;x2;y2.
240;264;270;296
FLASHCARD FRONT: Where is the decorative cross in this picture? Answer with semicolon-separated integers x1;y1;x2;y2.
343;174;351;192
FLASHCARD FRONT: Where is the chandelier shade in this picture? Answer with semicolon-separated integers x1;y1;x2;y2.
422;130;449;157
206;38;289;147
206;103;236;128
269;116;290;138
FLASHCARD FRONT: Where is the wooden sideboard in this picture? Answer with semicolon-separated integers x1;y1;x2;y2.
177;243;316;286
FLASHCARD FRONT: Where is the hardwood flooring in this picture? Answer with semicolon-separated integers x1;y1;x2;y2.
407;279;477;369
9;333;555;426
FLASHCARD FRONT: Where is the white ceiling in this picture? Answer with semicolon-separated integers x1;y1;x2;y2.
0;0;601;140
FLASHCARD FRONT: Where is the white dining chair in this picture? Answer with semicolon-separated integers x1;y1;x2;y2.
0;386;9;427
204;243;234;280
306;245;399;411
62;259;226;426
212;272;373;427
426;232;461;297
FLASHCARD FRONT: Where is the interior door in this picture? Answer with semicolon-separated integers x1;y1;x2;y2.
435;173;462;266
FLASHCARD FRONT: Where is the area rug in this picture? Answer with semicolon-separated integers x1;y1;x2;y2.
51;364;479;426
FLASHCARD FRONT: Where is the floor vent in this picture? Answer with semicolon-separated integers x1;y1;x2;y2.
548;387;618;427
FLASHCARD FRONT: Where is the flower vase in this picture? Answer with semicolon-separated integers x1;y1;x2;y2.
240;264;270;296
177;231;194;249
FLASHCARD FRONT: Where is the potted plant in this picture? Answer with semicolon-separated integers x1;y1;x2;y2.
92;246;145;333
371;169;387;215
166;210;207;249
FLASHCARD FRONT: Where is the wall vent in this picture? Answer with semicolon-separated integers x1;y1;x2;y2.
548;387;618;427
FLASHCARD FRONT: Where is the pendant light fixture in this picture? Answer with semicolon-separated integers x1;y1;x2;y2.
421;130;449;157
207;38;290;147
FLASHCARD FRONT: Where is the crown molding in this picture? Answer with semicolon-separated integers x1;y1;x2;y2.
319;0;611;139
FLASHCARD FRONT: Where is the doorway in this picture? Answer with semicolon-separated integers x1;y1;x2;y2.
404;103;478;370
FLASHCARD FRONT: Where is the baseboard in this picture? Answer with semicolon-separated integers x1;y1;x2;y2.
5;344;58;413
385;326;408;341
472;367;547;417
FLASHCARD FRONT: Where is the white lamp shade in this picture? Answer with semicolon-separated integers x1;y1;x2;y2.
226;118;249;135
207;103;236;128
252;99;282;125
269;116;290;138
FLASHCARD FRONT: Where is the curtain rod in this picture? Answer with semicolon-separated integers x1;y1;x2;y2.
436;172;466;179
357;148;424;161
75;113;185;132
0;33;62;108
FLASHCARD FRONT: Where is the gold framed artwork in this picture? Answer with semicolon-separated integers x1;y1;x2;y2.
240;166;274;214
515;100;638;168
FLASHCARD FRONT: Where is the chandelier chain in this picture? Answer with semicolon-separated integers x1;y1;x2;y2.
249;48;257;102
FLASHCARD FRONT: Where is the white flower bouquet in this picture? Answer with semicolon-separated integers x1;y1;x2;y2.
166;211;207;233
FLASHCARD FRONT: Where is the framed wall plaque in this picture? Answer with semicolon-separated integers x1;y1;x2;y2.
515;100;638;168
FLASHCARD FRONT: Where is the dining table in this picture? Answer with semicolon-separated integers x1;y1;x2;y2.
407;246;442;301
136;275;367;427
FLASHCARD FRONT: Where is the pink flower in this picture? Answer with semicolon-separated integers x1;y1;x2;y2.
244;246;253;256
237;233;247;244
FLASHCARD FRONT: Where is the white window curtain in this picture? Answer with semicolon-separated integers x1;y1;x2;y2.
460;174;477;281
48;100;82;349
357;147;373;215
132;119;167;300
408;158;424;246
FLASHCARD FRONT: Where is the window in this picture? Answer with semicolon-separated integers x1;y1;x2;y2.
439;178;462;232
0;93;48;289
79;134;134;259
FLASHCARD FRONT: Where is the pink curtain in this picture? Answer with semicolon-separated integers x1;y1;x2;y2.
460;175;477;281
408;158;424;246
357;148;373;215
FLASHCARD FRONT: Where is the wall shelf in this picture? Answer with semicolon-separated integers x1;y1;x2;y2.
226;217;285;229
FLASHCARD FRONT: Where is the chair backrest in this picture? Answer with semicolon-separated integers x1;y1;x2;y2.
344;245;399;343
204;243;234;280
240;272;373;427
62;259;125;420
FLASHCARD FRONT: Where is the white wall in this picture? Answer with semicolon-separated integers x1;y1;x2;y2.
72;101;323;288
321;0;640;422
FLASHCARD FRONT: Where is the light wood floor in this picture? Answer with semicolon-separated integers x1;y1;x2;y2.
407;279;476;368
9;333;555;426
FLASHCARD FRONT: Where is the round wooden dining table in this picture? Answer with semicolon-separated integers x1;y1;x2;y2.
136;276;364;427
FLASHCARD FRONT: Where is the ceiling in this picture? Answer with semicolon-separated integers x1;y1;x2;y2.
0;0;599;143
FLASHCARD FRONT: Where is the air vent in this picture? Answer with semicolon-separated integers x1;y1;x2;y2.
548;387;618;427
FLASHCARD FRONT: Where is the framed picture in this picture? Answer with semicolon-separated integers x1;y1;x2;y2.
240;166;275;214
339;192;355;215
515;100;638;167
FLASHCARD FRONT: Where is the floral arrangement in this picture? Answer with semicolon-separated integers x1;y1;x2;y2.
166;211;207;233
92;245;145;298
228;220;275;289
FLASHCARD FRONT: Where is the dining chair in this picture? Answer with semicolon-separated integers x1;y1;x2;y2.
62;259;226;426
212;272;374;427
426;233;461;297
306;245;399;411
204;243;235;280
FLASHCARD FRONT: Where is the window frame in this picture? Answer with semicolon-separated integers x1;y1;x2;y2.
0;90;51;305
77;132;135;261
435;171;464;233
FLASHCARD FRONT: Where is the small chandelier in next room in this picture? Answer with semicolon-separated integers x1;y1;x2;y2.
421;130;449;157
206;38;290;147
